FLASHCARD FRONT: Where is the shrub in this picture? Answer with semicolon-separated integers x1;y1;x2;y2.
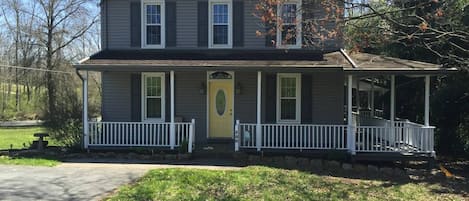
47;119;82;150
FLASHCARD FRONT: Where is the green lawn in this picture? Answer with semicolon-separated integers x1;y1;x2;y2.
106;166;462;201
0;126;57;150
0;155;59;167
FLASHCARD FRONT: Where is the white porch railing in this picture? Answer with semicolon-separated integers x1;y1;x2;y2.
86;119;195;152
236;122;348;150
235;120;434;155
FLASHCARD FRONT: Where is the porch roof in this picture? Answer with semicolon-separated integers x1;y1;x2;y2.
74;49;457;74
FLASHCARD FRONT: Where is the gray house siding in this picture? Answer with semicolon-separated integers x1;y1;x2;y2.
100;0;108;49
243;0;266;49
177;0;198;48
107;0;131;49
234;72;257;123
102;72;132;121
311;72;344;124
174;71;207;144
103;0;342;50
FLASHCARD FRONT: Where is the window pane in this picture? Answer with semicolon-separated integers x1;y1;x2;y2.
146;77;161;96
147;98;161;118
215;90;226;116
213;25;228;44
146;5;161;24
281;99;296;120
281;25;297;45
213;4;228;24
147;25;161;45
281;77;296;97
282;4;297;23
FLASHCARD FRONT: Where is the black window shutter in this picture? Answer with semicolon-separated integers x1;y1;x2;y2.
197;1;209;47
233;1;244;47
265;73;277;123
131;73;142;122
165;73;171;122
301;74;313;123
130;2;141;47
166;2;177;47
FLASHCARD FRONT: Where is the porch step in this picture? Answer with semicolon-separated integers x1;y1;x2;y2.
193;142;236;159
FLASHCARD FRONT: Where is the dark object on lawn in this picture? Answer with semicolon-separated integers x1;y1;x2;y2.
32;133;49;151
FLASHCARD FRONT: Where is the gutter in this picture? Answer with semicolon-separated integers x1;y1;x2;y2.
340;49;358;68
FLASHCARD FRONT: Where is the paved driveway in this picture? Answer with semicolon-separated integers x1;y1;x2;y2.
0;160;240;201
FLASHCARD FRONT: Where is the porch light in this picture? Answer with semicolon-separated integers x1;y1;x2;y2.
236;82;242;94
200;82;206;95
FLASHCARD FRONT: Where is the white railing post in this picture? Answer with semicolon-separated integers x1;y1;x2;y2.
82;71;89;149
235;120;240;151
188;119;195;153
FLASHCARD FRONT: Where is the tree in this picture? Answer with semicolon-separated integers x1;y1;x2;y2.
31;0;98;122
255;0;468;69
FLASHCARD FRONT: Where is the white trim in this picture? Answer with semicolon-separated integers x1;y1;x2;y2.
276;0;302;49
141;0;166;49
206;71;235;138
208;0;233;48
276;73;301;123
141;72;166;122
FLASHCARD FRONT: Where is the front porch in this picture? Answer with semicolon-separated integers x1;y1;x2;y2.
75;50;455;159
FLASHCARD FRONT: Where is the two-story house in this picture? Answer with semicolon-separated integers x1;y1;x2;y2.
74;0;455;159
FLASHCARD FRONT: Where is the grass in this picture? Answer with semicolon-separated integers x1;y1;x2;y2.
0;155;60;167
106;166;463;201
0;126;61;166
0;126;57;150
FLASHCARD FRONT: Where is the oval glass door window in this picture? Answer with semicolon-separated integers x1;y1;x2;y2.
216;90;226;116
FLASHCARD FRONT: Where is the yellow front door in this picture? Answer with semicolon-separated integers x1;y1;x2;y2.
209;79;233;138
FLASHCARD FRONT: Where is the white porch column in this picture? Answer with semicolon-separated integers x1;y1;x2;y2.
390;75;396;125
256;71;262;151
371;79;375;114
356;77;360;113
424;75;430;126
347;75;355;155
170;71;175;149
83;71;89;149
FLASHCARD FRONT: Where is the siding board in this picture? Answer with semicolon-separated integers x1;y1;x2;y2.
311;72;344;124
108;0;131;49
174;72;207;144
234;72;256;123
102;72;132;121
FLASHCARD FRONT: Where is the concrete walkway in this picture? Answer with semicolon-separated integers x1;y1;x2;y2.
0;160;241;201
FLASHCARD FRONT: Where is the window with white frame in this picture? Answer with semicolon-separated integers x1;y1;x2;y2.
209;0;232;48
142;73;165;121
277;73;301;123
142;0;165;48
277;0;302;48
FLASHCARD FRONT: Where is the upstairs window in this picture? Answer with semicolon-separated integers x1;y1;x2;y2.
277;0;302;48
209;0;232;48
142;0;165;48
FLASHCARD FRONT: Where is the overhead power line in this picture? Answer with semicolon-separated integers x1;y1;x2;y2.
0;64;73;74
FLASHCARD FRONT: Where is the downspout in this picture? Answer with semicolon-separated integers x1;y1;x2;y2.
76;69;89;150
